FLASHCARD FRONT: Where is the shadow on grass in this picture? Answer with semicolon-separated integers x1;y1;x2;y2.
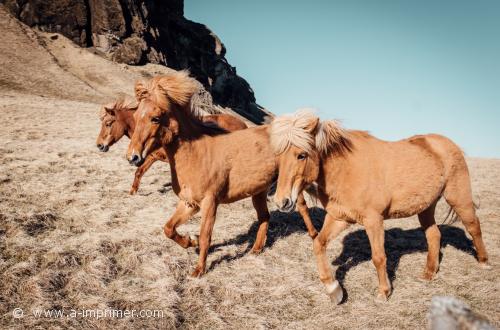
333;225;476;288
207;207;477;284
206;207;326;271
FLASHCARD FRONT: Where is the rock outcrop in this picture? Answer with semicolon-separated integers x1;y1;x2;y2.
2;0;270;123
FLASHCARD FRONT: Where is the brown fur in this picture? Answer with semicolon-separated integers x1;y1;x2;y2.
126;71;318;277
272;111;490;303
96;95;249;194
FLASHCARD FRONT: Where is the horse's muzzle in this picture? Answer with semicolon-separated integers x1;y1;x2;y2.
129;154;143;167
97;144;109;152
277;197;296;213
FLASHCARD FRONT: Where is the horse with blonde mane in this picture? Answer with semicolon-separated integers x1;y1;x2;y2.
96;95;247;194
126;71;318;277
270;109;490;304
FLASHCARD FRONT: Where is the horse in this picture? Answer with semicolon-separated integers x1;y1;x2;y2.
96;96;248;194
126;71;318;277
270;109;490;304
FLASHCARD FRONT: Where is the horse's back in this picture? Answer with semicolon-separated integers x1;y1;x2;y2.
203;114;248;132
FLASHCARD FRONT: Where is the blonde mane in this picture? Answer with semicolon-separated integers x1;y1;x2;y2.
315;119;352;155
99;95;138;120
270;108;351;155
270;108;319;154
134;70;202;118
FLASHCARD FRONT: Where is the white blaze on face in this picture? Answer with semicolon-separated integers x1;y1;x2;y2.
141;108;147;119
291;184;300;204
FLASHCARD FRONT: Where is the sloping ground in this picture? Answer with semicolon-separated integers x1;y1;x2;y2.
0;6;253;125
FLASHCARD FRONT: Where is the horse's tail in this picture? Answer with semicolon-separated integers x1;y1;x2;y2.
441;198;480;225
441;206;458;225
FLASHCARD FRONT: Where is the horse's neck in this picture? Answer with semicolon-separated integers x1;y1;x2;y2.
174;106;219;140
164;107;222;175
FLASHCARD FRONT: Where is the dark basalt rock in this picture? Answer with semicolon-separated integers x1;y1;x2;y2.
2;0;269;123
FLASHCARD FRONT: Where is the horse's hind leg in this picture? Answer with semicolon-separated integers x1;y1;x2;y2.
418;201;441;280
192;196;218;277
164;201;199;249
296;193;318;239
443;169;489;267
250;191;270;254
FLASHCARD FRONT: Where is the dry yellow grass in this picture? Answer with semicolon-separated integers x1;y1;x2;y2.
0;92;499;329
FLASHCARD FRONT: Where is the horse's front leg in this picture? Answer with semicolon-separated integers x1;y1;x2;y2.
164;201;199;248
191;196;218;277
129;149;168;195
364;215;391;302
313;213;349;304
296;192;318;239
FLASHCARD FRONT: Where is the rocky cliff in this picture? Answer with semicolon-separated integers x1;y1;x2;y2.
2;0;269;123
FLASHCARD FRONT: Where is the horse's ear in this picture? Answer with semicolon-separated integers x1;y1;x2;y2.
304;117;320;133
104;102;116;116
135;80;149;101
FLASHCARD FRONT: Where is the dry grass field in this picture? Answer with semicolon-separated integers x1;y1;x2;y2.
0;8;499;329
0;90;499;329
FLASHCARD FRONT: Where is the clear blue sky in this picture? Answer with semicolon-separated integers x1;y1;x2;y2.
185;1;499;158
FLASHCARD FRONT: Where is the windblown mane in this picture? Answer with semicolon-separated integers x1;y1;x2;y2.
270;108;352;155
99;95;138;120
315;119;352;155
270;108;319;154
135;70;227;136
135;70;202;117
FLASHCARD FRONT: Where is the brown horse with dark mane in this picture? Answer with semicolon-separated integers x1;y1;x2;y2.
270;109;490;304
126;71;318;277
96;96;247;194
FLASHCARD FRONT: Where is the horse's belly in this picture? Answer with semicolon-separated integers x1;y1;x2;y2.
222;163;276;203
386;173;444;218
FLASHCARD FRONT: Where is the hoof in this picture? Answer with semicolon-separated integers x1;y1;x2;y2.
189;235;199;248
129;187;138;195
190;267;205;278
419;270;437;282
326;281;343;305
250;247;263;255
479;262;492;270
375;292;389;303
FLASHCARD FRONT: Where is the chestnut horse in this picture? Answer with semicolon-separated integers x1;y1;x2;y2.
271;109;490;304
126;71;317;277
96;96;248;194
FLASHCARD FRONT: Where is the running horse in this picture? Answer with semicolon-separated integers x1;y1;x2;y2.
126;71;318;277
96;96;247;194
270;109;490;304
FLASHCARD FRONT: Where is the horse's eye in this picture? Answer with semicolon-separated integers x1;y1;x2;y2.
297;153;307;160
106;122;113;127
151;117;160;124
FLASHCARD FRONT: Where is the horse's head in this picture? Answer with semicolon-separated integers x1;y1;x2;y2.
96;98;137;152
271;109;350;212
127;71;199;167
271;110;321;212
